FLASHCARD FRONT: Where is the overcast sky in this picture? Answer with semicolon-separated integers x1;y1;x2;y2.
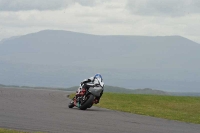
0;0;200;43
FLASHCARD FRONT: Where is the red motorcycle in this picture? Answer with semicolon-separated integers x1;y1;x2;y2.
68;85;103;110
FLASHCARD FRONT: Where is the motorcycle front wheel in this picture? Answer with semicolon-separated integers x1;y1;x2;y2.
79;94;94;110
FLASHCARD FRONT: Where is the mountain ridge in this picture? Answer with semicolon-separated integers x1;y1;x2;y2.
0;30;200;92
2;29;197;45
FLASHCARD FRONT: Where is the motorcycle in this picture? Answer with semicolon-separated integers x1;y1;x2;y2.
68;84;103;110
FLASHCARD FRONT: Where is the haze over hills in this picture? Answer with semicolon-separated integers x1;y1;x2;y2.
0;30;200;92
65;85;169;95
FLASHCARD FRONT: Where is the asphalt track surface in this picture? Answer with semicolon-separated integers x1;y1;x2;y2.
0;88;200;133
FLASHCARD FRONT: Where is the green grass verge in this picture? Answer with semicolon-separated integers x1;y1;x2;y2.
69;93;200;124
0;128;27;133
0;128;43;133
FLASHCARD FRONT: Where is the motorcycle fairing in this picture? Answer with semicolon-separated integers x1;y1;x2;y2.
88;87;103;97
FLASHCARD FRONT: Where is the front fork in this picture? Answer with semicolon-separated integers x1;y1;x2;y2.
72;97;78;107
74;88;86;107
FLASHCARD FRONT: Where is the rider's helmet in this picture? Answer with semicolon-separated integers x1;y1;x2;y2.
94;73;103;82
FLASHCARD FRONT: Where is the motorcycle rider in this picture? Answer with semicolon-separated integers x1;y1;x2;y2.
76;73;104;103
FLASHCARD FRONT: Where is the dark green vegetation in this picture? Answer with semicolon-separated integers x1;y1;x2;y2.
66;86;168;94
66;85;200;96
0;83;67;91
70;93;200;124
1;83;200;96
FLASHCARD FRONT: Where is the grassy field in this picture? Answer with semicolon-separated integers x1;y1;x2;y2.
70;93;200;124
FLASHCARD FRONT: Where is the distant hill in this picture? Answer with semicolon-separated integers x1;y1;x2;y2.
132;88;169;95
0;83;168;95
0;84;20;88
65;85;133;93
66;85;169;95
0;30;200;92
1;83;200;96
0;84;6;87
63;85;200;96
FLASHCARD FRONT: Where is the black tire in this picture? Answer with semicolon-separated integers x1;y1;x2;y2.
68;98;75;108
88;103;93;108
79;95;94;110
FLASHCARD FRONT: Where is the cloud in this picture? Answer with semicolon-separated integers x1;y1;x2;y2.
0;0;113;11
127;0;200;16
0;0;68;11
74;0;95;6
0;0;99;11
0;0;200;44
